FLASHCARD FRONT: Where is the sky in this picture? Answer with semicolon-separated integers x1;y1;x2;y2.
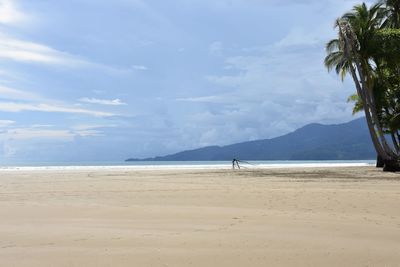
0;0;373;162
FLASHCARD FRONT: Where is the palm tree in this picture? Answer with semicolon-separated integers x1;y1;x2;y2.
325;3;400;170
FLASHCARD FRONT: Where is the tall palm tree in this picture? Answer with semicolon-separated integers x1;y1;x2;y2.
325;3;400;170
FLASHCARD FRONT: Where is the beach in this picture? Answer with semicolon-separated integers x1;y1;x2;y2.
0;166;400;266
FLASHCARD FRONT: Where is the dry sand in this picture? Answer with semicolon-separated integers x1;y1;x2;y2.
0;166;400;266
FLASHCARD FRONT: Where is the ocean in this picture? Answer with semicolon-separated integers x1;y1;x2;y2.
0;160;376;171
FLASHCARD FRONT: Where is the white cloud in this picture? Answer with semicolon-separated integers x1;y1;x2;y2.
0;34;135;75
0;35;90;66
78;97;127;106
0;123;107;160
0;85;43;101
275;27;324;47
199;41;356;142
0;119;14;127
30;124;53;128
75;130;103;137
0;84;121;119
0;0;28;25
0;128;74;141
176;95;225;103
71;124;114;137
131;65;148;71
0;102;116;117
0;124;106;159
72;124;117;131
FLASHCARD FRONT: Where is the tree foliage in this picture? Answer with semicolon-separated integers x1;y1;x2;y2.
373;28;400;62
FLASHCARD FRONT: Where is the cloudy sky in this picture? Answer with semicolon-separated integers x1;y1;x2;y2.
0;0;372;162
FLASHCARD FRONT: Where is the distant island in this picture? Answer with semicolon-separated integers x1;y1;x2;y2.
126;118;375;161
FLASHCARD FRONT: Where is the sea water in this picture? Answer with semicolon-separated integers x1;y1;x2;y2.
0;160;376;171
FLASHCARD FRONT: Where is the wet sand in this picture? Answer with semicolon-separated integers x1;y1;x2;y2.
0;167;399;266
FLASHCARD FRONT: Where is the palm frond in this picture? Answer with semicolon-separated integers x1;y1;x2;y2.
325;39;340;53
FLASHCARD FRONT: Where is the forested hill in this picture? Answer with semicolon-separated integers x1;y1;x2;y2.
126;118;376;161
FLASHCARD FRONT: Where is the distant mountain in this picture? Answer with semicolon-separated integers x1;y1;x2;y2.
126;118;376;161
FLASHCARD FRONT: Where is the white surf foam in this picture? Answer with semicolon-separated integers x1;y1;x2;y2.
0;162;374;172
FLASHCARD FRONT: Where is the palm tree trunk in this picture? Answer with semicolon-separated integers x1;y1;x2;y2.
377;155;384;167
348;63;391;160
353;60;397;157
384;107;400;152
391;133;400;152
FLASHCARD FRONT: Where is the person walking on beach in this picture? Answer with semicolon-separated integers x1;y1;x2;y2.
232;158;240;169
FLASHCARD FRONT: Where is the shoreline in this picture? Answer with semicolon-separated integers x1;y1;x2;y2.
0;161;375;171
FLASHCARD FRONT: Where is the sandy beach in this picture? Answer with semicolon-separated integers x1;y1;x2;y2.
0;166;400;266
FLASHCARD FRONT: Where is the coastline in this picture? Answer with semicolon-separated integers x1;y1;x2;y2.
0;160;375;171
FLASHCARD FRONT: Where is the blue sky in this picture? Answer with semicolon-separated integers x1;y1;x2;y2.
0;0;371;162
